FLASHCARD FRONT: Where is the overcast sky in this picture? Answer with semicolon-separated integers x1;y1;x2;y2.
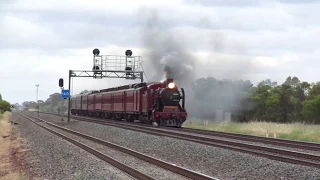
1;0;320;104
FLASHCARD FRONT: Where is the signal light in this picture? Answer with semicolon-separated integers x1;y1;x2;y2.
125;49;132;57
93;48;100;56
92;66;100;70
59;78;64;88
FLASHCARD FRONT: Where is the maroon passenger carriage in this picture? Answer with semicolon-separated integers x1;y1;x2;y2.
70;79;187;127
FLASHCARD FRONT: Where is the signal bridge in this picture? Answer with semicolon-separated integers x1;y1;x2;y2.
58;49;146;122
69;49;144;81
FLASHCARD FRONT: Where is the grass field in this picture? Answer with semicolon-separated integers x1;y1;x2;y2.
183;120;320;143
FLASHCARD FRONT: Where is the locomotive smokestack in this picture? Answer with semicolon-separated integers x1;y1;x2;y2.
167;79;173;84
163;78;173;86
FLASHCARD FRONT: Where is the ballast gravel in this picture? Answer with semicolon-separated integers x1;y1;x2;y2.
13;113;134;180
36;112;320;179
37;120;189;180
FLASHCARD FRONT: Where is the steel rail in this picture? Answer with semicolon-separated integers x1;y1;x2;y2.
20;113;155;180
179;127;320;151
40;111;320;151
36;112;320;169
21;113;219;180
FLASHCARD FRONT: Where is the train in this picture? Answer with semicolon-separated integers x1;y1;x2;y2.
70;79;187;127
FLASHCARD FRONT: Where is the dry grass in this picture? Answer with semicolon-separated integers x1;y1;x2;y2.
0;112;11;136
183;120;320;143
0;112;34;180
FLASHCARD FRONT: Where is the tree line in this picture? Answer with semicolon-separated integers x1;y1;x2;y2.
20;76;320;124
21;92;68;112
189;76;320;124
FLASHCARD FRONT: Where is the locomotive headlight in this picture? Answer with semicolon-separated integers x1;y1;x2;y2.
168;82;175;89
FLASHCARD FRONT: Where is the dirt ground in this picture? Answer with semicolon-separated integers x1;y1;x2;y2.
0;112;34;180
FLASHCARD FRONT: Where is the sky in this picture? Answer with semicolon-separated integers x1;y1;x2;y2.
1;0;320;104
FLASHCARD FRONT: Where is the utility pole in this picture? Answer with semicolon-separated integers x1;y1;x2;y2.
35;84;39;117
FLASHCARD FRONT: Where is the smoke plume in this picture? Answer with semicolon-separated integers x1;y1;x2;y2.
137;8;259;122
138;9;196;86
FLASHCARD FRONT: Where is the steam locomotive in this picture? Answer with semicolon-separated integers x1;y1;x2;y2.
70;79;187;127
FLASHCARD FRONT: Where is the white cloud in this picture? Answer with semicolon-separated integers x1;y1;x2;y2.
0;15;65;49
11;0;183;15
0;0;320;104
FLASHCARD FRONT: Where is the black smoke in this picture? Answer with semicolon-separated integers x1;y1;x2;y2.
138;8;196;87
137;8;258;122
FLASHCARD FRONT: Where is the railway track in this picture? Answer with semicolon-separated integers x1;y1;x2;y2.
177;127;320;151
20;113;218;180
40;111;320;151
37;111;320;169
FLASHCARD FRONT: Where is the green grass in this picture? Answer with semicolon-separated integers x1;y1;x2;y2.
183;120;320;143
0;113;3;120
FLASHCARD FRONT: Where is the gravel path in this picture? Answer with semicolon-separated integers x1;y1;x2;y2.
34;112;320;179
14;113;134;180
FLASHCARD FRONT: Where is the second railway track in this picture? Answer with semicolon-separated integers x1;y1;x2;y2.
37;111;320;169
41;111;320;151
178;127;320;151
21;113;218;180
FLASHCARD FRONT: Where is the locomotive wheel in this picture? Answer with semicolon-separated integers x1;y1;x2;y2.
159;119;164;126
124;114;133;122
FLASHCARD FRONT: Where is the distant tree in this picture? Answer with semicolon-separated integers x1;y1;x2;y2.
22;101;30;107
0;93;2;101
291;76;300;87
307;82;320;99
257;79;277;87
0;100;11;113
303;96;320;124
284;76;292;86
81;90;89;94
